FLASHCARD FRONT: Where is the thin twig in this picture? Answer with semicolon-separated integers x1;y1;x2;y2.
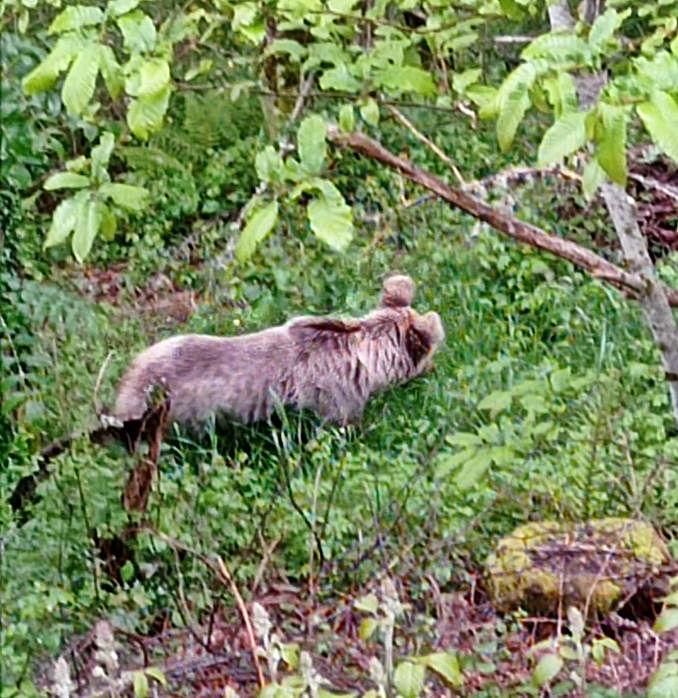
140;527;266;690
386;104;465;186
92;351;114;416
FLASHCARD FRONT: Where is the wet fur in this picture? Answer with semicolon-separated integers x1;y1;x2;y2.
114;275;444;427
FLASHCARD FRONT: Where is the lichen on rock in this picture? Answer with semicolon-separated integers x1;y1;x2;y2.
486;518;670;616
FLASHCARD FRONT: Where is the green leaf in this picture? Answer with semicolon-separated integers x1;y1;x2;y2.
654;608;678;633
338;104;355;132
44;172;90;191
255;146;284;183
648;653;678;698
582;157;606;200
478;390;512;414
359;617;378;641
99;45;124;98
72;197;102;263
454;451;492;490
307;180;353;252
99;203;118;240
62;42;100;117
297;114;327;175
589;9;623;51
421;652;463;688
107;0;140;17
127;85;171;140
91;132;115;181
537;110;588;166
637;91;678;163
100;183;148;211
137;58;170;97
595;103;628;184
48;5;103;34
117;10;157;53
496;63;536;152
393;662;425;698
319;65;361;92
354;593;378;614
377;66;436;96
360;98;379;126
522;33;590;64
45;197;79;248
532;654;563;687
235;199;279;262
144;667;167;686
264;39;307;62
133;670;149;698
452;68;482;94
22;35;83;94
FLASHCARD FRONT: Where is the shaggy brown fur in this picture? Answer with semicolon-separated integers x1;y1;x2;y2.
113;275;444;427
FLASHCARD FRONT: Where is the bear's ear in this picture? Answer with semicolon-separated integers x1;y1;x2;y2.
287;316;361;343
380;274;415;308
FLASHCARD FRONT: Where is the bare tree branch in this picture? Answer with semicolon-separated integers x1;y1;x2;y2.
326;126;678;307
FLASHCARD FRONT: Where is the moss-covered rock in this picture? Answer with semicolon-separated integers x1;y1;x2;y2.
486;518;670;616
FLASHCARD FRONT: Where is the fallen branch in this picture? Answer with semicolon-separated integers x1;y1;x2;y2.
326;126;678;307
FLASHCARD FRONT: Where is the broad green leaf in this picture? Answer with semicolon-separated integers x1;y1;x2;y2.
22;35;83;94
377;66;436;96
48;5;103;34
448;33;478;51
477;390;512;413
45;197;79;248
307;181;353;252
132;670;149;698
522;33;590;64
421;652;463;688
255;146;284;183
99;203;117;240
137;58;170;97
319;65;361;93
297;114;327;175
542;73;577;116
62;42;100;116
107;0;140;16
496;63;536;151
393;661;425;698
595;103;627;184
100;183;148;211
231;2;265;43
127;85;171;139
654;608;678;633
359;617;378;641
454;451;492;490
280;643;300;670
360;98;379;126
143;667;167;686
235;199;279;262
72;197;102;263
582;157;606;200
338;104;354;132
634;51;678;92
589;9;623;51
91;132;115;181
354;593;378;614
648;652;678;698
264;39;307;62
99;45;124;98
44;172;90;191
466;85;499;118
532;654;563;687
184;59;213;81
452;68;481;94
117;10;157;53
537;110;588;166
637;92;678;163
